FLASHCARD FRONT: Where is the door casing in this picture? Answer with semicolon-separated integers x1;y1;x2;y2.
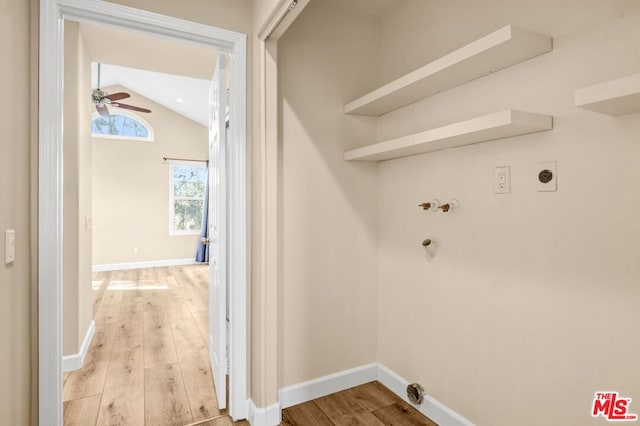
38;1;248;424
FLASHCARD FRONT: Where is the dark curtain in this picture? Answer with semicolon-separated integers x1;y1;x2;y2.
195;165;210;263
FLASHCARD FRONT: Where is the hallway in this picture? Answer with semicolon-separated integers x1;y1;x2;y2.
62;265;243;425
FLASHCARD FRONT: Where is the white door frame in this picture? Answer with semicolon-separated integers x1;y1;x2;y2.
38;1;248;424
250;1;310;418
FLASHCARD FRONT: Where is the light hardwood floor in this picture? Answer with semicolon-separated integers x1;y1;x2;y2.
64;265;435;426
63;265;247;426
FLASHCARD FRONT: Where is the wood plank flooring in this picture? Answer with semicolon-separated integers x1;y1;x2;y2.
282;381;438;426
63;265;247;426
65;265;436;426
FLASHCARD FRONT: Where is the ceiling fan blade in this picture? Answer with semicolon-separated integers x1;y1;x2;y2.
103;92;130;102
96;104;110;116
111;102;151;113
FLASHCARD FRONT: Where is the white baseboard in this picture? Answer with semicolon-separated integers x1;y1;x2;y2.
271;363;473;426
62;320;95;372
247;400;281;426
92;258;198;272
279;363;378;409
376;364;474;426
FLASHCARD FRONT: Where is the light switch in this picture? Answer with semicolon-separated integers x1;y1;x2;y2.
5;230;15;264
85;215;92;231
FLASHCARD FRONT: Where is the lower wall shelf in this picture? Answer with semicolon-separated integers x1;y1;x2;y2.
344;109;553;162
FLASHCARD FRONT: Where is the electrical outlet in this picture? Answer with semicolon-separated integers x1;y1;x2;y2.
537;161;557;192
494;166;511;194
133;247;140;255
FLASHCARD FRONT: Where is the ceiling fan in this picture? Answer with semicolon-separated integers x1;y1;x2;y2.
91;63;152;116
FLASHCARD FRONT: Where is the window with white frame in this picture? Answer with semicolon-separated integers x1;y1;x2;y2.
169;161;207;235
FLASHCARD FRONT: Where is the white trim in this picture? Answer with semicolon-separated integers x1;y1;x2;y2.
376;364;475;426
39;0;64;423
274;363;473;426
92;258;197;272
253;0;309;409
247;400;281;426
39;1;248;424
62;321;95;372
279;363;378;409
256;38;280;418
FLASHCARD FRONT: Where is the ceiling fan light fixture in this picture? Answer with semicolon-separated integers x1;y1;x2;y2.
90;63;152;115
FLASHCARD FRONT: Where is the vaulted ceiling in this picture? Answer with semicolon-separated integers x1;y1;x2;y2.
80;21;220;126
96;63;211;126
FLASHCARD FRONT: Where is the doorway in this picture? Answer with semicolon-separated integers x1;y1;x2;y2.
39;1;247;424
62;22;224;423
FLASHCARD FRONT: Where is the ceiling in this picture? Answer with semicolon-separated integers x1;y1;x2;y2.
96;63;211;126
79;2;403;126
81;22;220;126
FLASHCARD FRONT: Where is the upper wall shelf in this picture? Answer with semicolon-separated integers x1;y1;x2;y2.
344;109;553;162
344;25;553;116
574;73;640;116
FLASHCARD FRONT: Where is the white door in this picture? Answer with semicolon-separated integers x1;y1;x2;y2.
209;54;228;410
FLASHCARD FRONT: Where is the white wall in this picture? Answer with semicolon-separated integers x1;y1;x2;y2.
63;21;94;356
374;1;640;425
252;0;281;36
80;22;218;80
106;0;252;35
0;0;34;423
92;86;208;265
277;0;379;388
0;0;254;422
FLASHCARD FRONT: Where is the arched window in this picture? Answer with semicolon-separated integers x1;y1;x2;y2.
91;111;154;141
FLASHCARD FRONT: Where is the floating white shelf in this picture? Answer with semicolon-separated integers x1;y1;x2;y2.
574;73;640;116
344;25;552;116
344;110;553;162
